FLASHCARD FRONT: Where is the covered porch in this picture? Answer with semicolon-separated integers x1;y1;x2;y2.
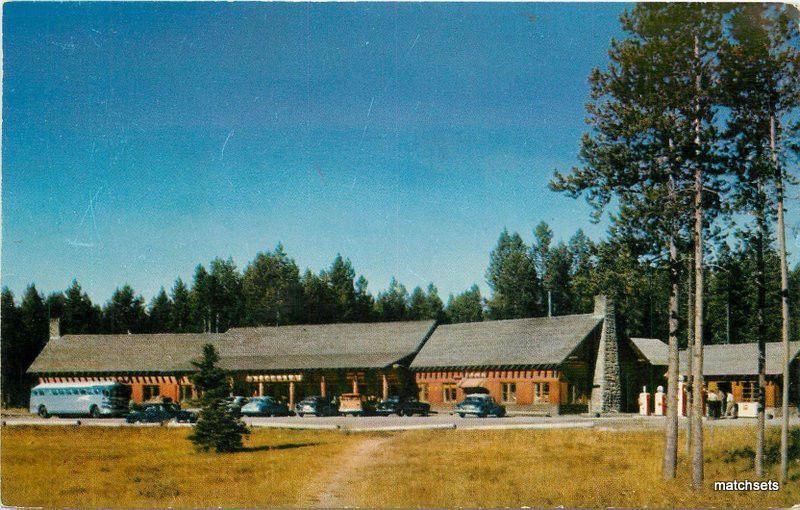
236;368;411;408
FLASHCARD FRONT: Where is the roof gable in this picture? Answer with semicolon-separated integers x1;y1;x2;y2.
630;337;669;366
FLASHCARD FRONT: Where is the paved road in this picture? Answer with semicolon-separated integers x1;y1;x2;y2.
3;412;798;431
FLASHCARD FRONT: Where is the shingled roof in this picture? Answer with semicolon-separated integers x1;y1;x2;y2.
630;337;669;366
27;320;437;374
27;333;223;374
410;313;603;369
679;341;800;377
220;320;437;370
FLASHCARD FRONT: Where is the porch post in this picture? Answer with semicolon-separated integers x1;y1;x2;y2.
352;374;358;394
258;382;264;397
320;375;327;397
289;381;296;407
382;373;389;400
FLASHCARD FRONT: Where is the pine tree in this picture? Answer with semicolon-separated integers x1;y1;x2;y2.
408;287;429;320
375;278;409;321
188;344;249;453
301;269;336;324
719;2;800;482
62;280;100;334
242;244;303;326
327;254;357;322
1;289;20;406
208;258;245;333
445;285;484;324
170;278;191;333
486;229;539;319
425;284;444;321
190;264;212;332
551;4;728;484
353;276;375;322
103;285;147;334
148;288;173;333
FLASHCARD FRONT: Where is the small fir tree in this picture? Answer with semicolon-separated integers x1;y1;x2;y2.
188;344;249;453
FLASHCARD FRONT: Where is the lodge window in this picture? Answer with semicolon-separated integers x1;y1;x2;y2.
501;382;517;403
442;383;457;403
740;381;758;402
143;385;160;401
179;385;194;402
418;384;429;402
533;382;550;403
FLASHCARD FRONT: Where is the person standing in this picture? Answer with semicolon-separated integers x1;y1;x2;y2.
716;389;725;419
726;390;736;418
707;389;718;419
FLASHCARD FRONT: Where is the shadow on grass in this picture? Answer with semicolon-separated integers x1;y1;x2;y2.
239;442;322;453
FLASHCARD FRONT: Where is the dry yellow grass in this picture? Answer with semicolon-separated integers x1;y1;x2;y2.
350;426;800;508
2;425;799;508
1;426;360;508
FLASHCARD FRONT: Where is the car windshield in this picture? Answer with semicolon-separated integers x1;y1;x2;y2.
463;398;484;405
384;397;400;403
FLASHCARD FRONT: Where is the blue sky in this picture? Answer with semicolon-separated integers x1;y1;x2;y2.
4;1;749;305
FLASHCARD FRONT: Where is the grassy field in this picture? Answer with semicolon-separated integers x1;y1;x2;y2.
2;425;798;508
350;427;800;508
1;426;360;508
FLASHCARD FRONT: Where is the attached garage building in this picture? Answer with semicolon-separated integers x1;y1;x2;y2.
679;341;800;413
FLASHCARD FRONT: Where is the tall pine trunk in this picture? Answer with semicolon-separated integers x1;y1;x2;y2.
686;254;694;457
755;184;767;478
664;222;680;479
690;33;705;491
773;114;791;484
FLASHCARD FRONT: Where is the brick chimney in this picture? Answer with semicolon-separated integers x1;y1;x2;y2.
590;295;622;413
49;318;61;341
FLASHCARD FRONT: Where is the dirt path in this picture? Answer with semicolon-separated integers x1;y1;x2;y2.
302;435;392;508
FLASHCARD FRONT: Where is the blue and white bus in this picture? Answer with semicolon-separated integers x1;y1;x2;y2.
29;382;131;418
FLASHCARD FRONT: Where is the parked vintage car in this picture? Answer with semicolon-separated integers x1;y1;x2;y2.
295;396;338;417
337;393;376;416
375;395;431;416
455;394;506;418
224;396;249;415
240;396;291;417
125;403;197;424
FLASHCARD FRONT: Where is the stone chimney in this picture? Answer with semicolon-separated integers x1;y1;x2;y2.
590;295;622;413
49;318;61;341
593;294;607;318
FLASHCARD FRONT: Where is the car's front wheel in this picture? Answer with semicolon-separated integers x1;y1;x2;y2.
298;412;304;417
38;405;49;419
89;405;101;419
458;413;465;418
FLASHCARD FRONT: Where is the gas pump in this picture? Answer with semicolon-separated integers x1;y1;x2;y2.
638;386;651;416
654;385;666;416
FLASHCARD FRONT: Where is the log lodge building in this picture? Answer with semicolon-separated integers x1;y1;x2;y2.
26;295;800;414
